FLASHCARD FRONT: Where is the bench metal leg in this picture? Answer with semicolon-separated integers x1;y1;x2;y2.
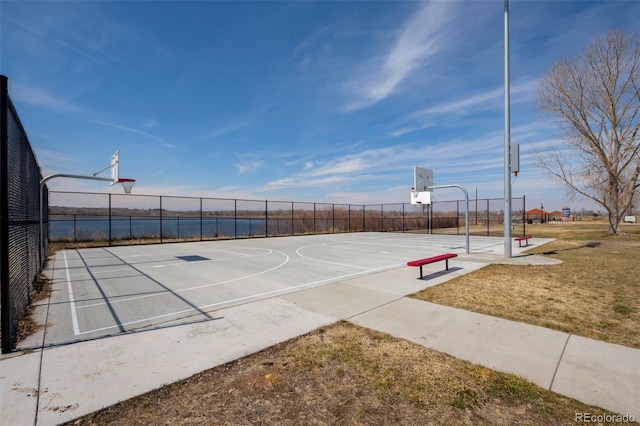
419;265;423;278
445;259;449;270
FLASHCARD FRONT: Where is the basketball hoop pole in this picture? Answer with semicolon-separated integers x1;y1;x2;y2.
38;174;113;261
428;184;470;254
38;171;130;260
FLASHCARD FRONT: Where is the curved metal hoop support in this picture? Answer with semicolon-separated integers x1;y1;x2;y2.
427;184;470;255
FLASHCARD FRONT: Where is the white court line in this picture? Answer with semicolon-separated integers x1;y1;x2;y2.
215;248;270;257
76;250;290;309
77;262;405;335
63;251;81;335
296;244;372;270
319;242;402;255
67;248;274;278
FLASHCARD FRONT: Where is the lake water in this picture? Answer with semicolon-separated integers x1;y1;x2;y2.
48;215;356;242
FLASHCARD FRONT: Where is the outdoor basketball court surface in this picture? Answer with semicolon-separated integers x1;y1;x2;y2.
20;232;520;349
9;231;640;426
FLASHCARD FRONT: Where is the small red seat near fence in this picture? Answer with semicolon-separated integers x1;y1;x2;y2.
407;253;457;279
514;235;531;247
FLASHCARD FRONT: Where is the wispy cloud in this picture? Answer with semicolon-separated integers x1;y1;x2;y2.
387;122;434;138
200;120;256;140
12;81;175;148
258;128;514;199
409;79;537;119
7;13;112;64
235;160;264;175
34;149;76;175
199;103;277;140
142;119;158;129
343;1;456;111
87;120;176;148
411;86;504;118
13;83;91;116
3;2;137;72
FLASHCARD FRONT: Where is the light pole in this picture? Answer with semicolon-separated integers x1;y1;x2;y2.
503;0;512;258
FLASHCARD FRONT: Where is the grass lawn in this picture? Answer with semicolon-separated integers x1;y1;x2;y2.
413;223;640;349
67;223;638;425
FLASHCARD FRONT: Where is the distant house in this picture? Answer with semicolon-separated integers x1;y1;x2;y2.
525;208;548;223
525;208;565;223
548;210;563;220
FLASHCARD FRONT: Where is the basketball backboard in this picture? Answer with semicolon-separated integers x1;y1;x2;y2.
411;190;431;205
413;166;433;192
109;150;135;193
110;150;119;185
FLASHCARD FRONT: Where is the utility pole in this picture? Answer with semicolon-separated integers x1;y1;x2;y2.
503;0;513;258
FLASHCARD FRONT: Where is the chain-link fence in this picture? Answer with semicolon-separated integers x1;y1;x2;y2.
1;75;48;353
48;191;527;245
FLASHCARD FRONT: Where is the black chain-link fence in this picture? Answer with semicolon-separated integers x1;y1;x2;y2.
48;192;527;245
1;75;48;353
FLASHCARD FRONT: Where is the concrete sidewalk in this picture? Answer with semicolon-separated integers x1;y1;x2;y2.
2;241;638;425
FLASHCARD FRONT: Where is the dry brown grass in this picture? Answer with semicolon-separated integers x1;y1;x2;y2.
413;224;640;348
69;323;605;426
16;274;52;342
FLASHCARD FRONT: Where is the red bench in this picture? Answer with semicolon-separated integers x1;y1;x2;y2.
407;253;458;279
514;235;532;247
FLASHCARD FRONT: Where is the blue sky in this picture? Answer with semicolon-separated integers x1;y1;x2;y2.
1;1;638;211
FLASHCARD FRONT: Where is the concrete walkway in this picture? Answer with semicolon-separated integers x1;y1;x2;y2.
1;238;638;425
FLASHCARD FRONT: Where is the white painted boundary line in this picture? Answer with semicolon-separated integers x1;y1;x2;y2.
76;261;405;335
296;243;372;270
63;251;81;335
66;247;274;279
76;249;290;309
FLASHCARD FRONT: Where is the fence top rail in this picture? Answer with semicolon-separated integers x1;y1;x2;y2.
50;190;525;208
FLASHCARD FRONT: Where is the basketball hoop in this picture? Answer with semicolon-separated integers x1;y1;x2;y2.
117;178;136;194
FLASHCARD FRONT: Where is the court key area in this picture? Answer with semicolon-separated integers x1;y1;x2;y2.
22;232;505;349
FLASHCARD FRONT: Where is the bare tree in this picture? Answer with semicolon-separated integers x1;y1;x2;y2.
536;29;640;234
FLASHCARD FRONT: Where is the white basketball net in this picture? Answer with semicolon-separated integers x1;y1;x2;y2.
118;179;135;194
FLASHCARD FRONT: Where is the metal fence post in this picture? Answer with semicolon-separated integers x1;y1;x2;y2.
486;199;490;236
160;196;163;243
108;193;112;246
402;203;406;232
265;199;268;237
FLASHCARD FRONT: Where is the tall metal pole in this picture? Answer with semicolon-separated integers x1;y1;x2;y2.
504;0;513;258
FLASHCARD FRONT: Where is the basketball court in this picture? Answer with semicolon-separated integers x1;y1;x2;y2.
21;157;533;350
20;232;515;349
